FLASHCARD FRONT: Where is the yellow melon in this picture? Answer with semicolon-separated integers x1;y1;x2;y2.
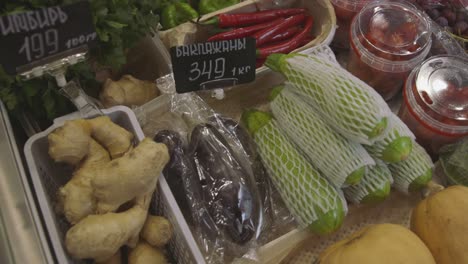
318;223;435;264
411;185;468;264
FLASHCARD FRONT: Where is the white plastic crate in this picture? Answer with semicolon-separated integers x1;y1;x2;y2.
24;105;204;264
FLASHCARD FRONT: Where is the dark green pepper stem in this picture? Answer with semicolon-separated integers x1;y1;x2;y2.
161;2;199;29
202;16;219;26
199;0;239;15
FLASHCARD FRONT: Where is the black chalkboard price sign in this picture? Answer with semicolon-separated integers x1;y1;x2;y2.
170;38;257;93
0;1;97;75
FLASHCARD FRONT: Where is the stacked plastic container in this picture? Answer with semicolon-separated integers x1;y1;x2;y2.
347;1;432;100
399;55;468;158
330;0;371;48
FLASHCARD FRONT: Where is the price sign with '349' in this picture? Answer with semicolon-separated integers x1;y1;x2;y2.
0;1;97;75
170;38;257;93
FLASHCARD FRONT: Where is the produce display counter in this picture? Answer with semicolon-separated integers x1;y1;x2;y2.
0;0;467;264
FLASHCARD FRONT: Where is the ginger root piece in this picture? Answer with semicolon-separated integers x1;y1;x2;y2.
48;119;91;165
95;250;121;264
100;75;159;108
88;116;134;159
127;185;157;248
128;241;168;264
159;22;198;50
141;216;173;248
92;138;169;214
58;140;111;224
81;139;112;166
65;201;148;262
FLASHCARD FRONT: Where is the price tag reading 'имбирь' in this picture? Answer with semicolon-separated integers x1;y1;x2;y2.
170;38;257;93
0;1;97;75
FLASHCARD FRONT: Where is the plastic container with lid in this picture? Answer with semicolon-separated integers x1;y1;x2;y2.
347;0;432;100
399;55;468;158
330;0;371;49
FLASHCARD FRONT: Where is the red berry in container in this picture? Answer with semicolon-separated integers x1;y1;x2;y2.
396;22;418;42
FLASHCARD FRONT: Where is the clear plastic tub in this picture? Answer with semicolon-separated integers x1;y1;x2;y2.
330;0;370;49
347;1;432;100
398;55;468;159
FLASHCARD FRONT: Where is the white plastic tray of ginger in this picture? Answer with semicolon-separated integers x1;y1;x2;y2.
47;115;172;263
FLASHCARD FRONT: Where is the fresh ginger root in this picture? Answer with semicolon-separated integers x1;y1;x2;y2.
92;138;169;214
65;189;155;262
88;116;134;158
127;187;155;248
58;140;111;224
48;119;91;165
128;241;168;264
65;199;149;262
100;75;159;108
141;216;173;248
95;250;121;264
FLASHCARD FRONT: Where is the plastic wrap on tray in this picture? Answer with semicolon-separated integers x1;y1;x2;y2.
213;115;296;243
138;92;296;263
190;123;259;244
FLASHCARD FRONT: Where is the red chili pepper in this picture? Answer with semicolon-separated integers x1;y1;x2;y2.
256;35;311;68
257;27;301;48
204;8;307;28
207;18;285;42
254;14;306;46
256;58;266;68
258;34;313;53
256;16;314;58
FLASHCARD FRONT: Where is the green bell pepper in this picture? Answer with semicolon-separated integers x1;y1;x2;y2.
198;0;239;15
161;2;199;29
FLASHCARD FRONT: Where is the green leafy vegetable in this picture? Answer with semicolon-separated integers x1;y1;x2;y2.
199;0;238;15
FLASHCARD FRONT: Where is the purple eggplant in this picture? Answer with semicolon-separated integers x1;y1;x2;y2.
154;130;219;241
190;123;258;244
215;116;296;241
154;130;194;223
214;116;273;230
